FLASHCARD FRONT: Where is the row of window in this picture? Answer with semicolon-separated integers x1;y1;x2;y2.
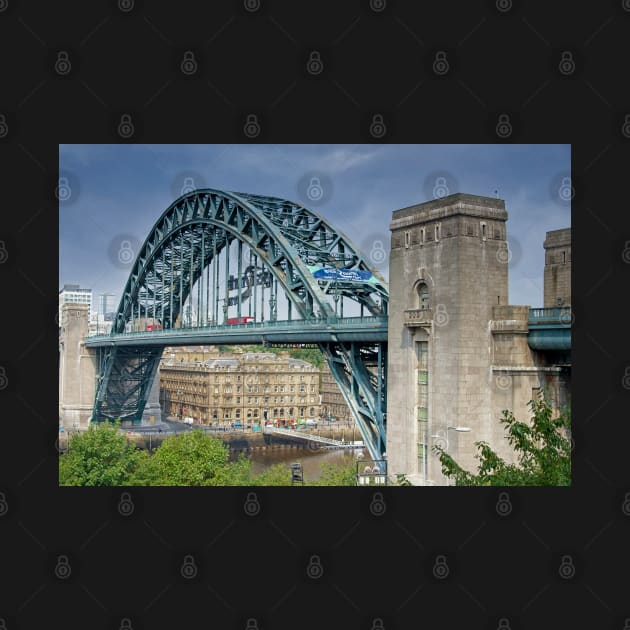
396;220;504;248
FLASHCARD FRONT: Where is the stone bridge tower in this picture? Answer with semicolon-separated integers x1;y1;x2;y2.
388;193;513;485
59;302;162;428
58;303;96;429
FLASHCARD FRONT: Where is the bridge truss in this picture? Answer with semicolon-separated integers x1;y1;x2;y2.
91;189;389;460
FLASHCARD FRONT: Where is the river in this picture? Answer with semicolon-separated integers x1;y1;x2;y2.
247;447;362;482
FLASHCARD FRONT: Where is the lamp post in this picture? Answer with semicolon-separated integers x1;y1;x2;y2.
428;425;471;486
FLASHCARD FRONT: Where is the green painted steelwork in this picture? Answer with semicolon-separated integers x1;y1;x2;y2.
91;189;389;462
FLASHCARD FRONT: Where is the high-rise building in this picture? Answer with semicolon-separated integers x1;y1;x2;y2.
98;292;117;321
58;284;92;325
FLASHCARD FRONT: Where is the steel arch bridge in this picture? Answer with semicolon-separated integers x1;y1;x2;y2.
86;189;389;461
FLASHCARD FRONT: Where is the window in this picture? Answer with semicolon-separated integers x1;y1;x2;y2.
417;283;430;310
562;251;566;264
420;228;425;244
405;230;410;248
309;407;315;416
435;224;440;242
481;222;487;241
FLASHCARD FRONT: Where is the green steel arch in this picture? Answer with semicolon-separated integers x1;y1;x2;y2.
93;189;389;460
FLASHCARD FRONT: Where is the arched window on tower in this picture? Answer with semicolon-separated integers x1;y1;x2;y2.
417;282;430;310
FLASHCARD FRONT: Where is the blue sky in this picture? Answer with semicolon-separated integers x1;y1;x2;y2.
59;144;570;310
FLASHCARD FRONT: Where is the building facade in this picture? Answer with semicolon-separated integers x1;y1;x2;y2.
319;363;353;424
58;284;92;324
387;193;570;485
159;347;320;425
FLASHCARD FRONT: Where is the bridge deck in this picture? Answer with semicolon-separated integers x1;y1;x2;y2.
263;426;362;448
85;316;388;347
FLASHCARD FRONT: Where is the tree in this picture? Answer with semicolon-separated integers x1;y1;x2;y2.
128;429;250;486
59;421;145;486
251;463;293;486
433;395;571;486
312;459;357;486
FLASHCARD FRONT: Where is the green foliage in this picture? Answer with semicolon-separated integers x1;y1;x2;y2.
310;459;357;486
128;429;250;486
250;463;293;486
433;395;571;486
396;474;413;486
59;422;361;487
59;421;145;486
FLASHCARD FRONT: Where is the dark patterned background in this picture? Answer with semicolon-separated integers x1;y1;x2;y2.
0;1;629;628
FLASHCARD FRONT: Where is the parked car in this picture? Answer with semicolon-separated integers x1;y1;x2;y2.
305;418;317;427
232;422;244;429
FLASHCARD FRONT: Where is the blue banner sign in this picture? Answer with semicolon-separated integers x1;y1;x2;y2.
308;265;376;283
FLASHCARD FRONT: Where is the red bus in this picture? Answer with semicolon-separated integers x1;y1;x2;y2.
226;316;254;325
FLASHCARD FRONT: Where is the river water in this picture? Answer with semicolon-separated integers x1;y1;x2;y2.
246;447;368;482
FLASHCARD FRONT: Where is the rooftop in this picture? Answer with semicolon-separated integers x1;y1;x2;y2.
391;193;508;228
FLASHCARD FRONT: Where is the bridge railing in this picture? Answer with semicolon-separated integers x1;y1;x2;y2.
86;315;389;340
528;307;572;326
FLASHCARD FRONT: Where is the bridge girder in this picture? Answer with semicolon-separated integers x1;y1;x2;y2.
92;189;389;461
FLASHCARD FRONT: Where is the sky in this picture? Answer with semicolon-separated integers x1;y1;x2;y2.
59;144;571;311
